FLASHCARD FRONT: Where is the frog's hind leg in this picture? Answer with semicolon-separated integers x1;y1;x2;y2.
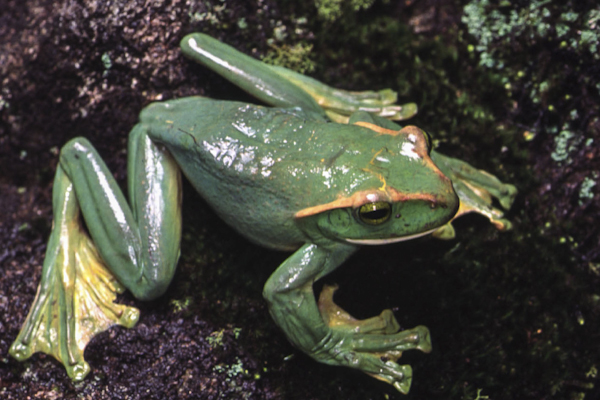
180;33;416;123
265;65;418;123
9;165;140;380
10;127;182;380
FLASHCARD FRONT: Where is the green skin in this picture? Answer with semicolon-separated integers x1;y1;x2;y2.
10;33;517;394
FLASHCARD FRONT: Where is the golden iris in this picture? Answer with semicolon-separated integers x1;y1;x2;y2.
358;202;391;225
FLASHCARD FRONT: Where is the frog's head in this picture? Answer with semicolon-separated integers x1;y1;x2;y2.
295;125;459;246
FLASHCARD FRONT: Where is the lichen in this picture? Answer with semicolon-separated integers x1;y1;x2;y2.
213;357;245;377
551;128;581;163
463;2;600;67
578;172;598;205
188;1;228;26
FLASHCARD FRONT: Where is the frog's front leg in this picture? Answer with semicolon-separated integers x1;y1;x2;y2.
10;124;182;380
264;243;431;394
430;152;517;239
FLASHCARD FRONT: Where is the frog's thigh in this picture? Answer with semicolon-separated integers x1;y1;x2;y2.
60;128;182;300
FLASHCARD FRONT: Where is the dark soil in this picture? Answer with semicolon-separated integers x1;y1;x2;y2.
1;1;599;399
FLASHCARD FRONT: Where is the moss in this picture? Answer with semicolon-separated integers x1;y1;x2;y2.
262;42;316;73
314;0;376;22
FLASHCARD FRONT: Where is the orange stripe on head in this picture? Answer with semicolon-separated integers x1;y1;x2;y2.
352;121;401;136
294;188;440;218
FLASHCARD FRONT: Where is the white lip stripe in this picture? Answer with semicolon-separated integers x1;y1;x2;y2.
345;228;438;245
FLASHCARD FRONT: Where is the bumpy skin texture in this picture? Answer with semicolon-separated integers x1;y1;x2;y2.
10;33;517;394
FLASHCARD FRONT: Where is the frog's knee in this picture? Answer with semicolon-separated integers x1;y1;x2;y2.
129;277;171;301
262;281;274;304
58;137;104;177
262;278;284;307
60;137;94;164
128;260;178;301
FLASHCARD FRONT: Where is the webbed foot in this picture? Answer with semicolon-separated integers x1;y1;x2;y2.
9;168;139;381
430;152;517;239
315;284;431;394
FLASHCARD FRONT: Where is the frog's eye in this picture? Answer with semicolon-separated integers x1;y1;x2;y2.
422;130;433;154
357;202;392;225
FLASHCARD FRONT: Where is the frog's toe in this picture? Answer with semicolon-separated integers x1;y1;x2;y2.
389;363;413;394
362;357;413;394
499;183;518;210
66;361;91;382
8;341;32;361
11;333;91;380
412;325;432;353
492;216;513;231
393;374;412;395
377;309;402;334
432;221;456;239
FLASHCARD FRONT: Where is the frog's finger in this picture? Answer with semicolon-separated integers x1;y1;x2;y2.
350;325;432;354
310;327;416;393
432;151;517;211
318;284;400;334
359;357;413;394
436;153;517;208
316;336;413;393
318;284;431;353
430;151;517;235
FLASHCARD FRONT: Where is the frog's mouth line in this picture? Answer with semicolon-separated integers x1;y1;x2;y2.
345;228;438;245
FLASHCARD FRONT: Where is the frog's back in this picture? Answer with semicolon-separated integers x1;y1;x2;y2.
141;96;364;186
142;96;327;167
140;97;354;249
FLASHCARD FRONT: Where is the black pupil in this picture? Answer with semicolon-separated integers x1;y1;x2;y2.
362;209;388;221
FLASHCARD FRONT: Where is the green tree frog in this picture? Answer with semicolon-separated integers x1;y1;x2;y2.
10;33;516;394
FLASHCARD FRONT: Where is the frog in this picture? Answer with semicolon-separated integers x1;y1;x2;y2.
10;33;516;394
